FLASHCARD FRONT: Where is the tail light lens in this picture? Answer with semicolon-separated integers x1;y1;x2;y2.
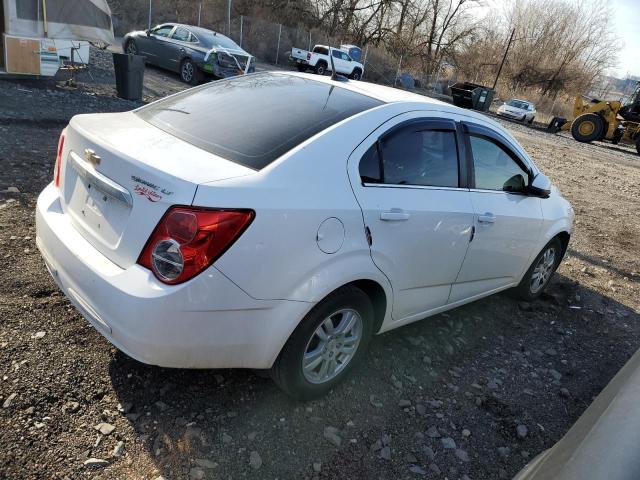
53;128;66;188
138;206;254;285
307;52;311;60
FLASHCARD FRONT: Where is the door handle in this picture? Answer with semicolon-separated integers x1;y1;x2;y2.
380;209;410;221
477;212;496;223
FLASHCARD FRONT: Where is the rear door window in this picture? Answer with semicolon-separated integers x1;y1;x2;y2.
136;73;383;170
152;25;174;38
172;27;190;42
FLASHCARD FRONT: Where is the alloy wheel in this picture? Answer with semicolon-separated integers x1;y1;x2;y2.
302;308;362;384
126;41;137;55
530;247;556;294
182;61;194;82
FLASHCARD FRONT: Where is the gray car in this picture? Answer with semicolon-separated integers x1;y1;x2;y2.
123;23;255;84
514;347;640;479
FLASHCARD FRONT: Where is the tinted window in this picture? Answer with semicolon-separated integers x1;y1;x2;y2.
172;28;190;42
378;127;459;187
469;135;528;192
313;46;329;55
153;25;173;37
136;73;383;170
359;144;381;183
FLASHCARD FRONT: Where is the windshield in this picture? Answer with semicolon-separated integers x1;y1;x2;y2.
507;100;531;110
135;73;383;170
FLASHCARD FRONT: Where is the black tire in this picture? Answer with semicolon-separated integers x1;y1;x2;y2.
350;68;362;80
547;117;567;133
315;62;327;76
527;116;535;125
125;39;138;56
521;114;527;123
270;286;374;400
296;64;307;72
180;58;201;85
512;237;563;301
571;113;604;143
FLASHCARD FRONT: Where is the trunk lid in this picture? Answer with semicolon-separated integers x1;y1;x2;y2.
59;111;253;269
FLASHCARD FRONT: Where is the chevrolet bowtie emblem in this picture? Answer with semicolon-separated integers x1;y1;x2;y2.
84;148;101;167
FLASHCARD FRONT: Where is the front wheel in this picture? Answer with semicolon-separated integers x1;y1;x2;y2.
271;286;373;400
125;39;138;55
296;64;307;72
571;113;604;143
513;237;563;301
350;69;362;80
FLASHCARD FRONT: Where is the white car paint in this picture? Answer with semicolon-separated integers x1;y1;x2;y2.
497;99;537;123
36;72;573;370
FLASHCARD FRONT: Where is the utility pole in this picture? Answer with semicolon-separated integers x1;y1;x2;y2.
227;0;232;36
492;28;515;90
148;0;152;30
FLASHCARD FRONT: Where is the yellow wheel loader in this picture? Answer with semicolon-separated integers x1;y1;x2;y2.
547;82;640;155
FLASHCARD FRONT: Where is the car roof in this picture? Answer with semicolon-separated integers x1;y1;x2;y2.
158;23;224;39
280;71;503;129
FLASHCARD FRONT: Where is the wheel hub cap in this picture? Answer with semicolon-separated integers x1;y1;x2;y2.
302;308;362;384
530;247;556;294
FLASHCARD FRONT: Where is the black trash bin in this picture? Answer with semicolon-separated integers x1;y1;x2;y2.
112;53;145;101
450;82;495;112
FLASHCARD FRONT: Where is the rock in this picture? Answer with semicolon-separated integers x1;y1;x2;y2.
117;402;133;414
2;393;17;408
221;432;232;444
462;429;471;438
422;355;432;364
112;441;125;458
83;458;109;468
428;399;443;408
381;434;392;446
369;395;383;408
441;437;456;449
370;439;382;452
422;446;435;460
455;449;469;462
416;403;426;415
323;426;342;447
559;387;570;398
549;369;562;381
487;378;501;390
6;186;20;193
312;462;322;473
195;458;217;469
390;375;403;390
380;446;392;460
497;446;510;458
409;465;427;475
95;422;115;435
404;453;418;463
189;467;205;479
249;451;262;470
429;463;442;475
398;399;412;408
63;401;80;413
32;331;46;339
426;426;441;438
154;401;169;411
545;348;558;356
516;424;528;439
247;431;258;441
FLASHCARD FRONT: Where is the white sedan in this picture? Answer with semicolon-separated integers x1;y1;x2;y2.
36;72;573;399
497;99;537;124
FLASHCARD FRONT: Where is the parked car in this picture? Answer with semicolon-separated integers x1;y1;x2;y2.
514;347;640;480
497;99;537;123
36;72;573;400
290;45;364;79
123;23;254;84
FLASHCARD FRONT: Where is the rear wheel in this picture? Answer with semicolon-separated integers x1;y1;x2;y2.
180;58;201;85
296;64;307;72
571;113;604;143
271;286;373;400
513;237;563;301
350;68;362;80
315;62;327;76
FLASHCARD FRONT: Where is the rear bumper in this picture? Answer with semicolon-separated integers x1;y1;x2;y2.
35;183;310;369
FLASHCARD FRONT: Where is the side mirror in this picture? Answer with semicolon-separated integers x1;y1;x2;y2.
528;173;551;198
503;174;526;192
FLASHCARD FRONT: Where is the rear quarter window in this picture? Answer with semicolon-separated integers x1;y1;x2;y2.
135;73;383;170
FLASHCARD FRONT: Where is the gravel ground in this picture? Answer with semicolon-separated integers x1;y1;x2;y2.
1;48;639;480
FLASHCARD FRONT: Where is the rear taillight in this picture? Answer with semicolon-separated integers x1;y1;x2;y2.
54;128;66;188
138;206;254;285
307;52;311;60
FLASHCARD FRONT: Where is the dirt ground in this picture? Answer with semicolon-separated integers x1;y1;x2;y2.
1;49;639;480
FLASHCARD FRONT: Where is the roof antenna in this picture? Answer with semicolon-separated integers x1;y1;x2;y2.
329;48;339;81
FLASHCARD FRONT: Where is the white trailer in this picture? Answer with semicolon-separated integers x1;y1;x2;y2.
0;0;114;77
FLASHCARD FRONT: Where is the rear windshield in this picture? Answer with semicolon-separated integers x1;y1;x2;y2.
507;100;530;109
136;73;383;170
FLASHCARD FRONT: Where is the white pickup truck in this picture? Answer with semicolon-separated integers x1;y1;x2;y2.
290;45;364;80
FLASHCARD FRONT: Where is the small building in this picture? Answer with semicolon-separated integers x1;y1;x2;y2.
1;0;114;77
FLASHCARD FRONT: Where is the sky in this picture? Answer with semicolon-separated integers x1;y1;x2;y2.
476;0;640;79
